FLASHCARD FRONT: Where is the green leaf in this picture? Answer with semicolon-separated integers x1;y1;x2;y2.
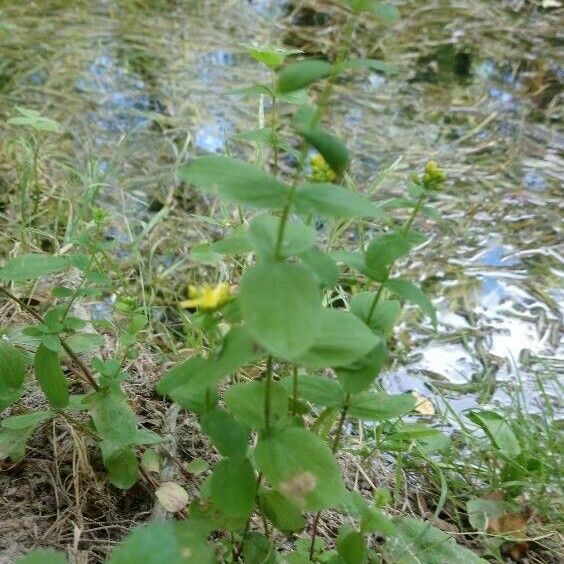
65;333;104;354
0;425;38;461
134;427;163;446
336;342;388;394
226;83;273;97
255;427;346;510
337;528;366;564
296;309;380;368
350;294;401;335
1;410;52;429
242;44;301;69
281;374;344;408
365;232;410;281
0;338;26;388
467;410;521;458
211;457;256;519
200;408;250;458
100;441;139;489
239;262;322;359
372;3;401;24
8;107;60;132
185;458;209;475
276;60;333;93
243;532;277;564
384;279;437;326
224;380;289;430
259;490;305;532
384;516;488;563
248;215;316;259
294;183;386;219
157;327;261;407
34;344;69;409
16;548;68;564
88;384;137;446
0;254;68;282
302;129;349;176
178;156;288;208
299;249;340;288
108;520;215;564
348;392;415;421
210;232;254;255
0;339;26;410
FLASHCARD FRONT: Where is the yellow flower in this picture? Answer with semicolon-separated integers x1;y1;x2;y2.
179;283;231;311
423;160;446;185
309;153;337;183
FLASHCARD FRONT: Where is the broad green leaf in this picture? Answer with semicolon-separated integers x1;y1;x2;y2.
259;490;305;532
294;183;386;219
337;527;366;564
34;344;69;409
299;248;340;288
200;408;250;457
384;516;488;563
0;254;68;282
386;423;450;454
224;380;289;430
276;60;333;93
239;262;322;359
211;457;256;519
141;449;160;473
255;427;346;510
384;278;437;326
0;339;26;410
134;427;163;446
178;156;288;208
467;410;521;458
296;309;380;368
100;441;138;489
302;128;349;176
88;384;137;445
108;520;215;564
243;532;277;564
65;333;104;354
280;374;344;408
248;215;316;259
16;548;68;564
157;327;260;402
1;410;52;429
350;294;401;335
348;392;415;421
365;232;410;281
332;251;370;275
0;338;26;388
210;232;254;255
185;458;209;475
336;342;388;394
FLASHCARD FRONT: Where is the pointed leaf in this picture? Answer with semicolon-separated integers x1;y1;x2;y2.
0;254;68;282
178;156;288;208
34;344;69;409
200;408;250;457
211;457;256;519
384;279;437;326
348;392;415;421
276;60;333;93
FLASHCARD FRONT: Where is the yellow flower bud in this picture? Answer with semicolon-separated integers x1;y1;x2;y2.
180;283;231;311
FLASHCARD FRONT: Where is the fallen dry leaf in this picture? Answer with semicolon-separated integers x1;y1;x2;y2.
155;481;189;513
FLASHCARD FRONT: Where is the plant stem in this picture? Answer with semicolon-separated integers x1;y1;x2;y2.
292;364;298;417
0;286;99;391
309;395;351;560
273;16;359;260
365;193;427;325
264;355;273;433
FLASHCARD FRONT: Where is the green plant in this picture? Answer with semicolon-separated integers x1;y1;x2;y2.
2;2;503;563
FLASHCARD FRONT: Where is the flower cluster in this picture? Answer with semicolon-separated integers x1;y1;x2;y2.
422;160;446;189
309;153;337;183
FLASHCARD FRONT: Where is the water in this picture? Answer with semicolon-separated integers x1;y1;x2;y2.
0;0;562;418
